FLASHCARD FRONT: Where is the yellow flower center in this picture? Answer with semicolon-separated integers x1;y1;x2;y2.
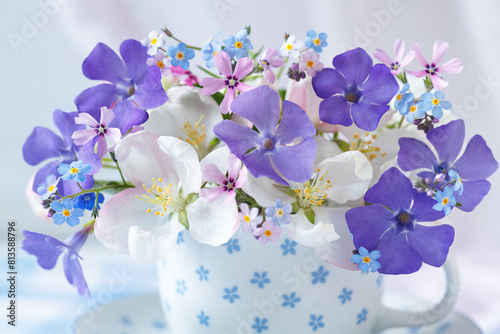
179;115;206;149
306;60;314;67
396;94;402;100
48;185;55;192
410;106;417;113
432;98;440;105
264;230;272;237
442;198;449;205
137;178;186;216
62;210;71;217
393;64;399;70
314;38;321;45
213;51;219;57
277;209;283;217
176;52;184;60
244;215;251;223
151;38;158;45
363;257;371;264
234;41;243;49
294;169;332;208
286;44;293;50
70;168;79;174
349;132;386;161
157;61;164;68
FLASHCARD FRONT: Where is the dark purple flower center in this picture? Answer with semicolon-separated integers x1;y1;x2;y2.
261;60;269;68
425;63;439;75
391;61;400;71
225;75;239;89
395;211;414;233
96;124;107;136
344;85;362;104
435;163;447;174
223;178;236;192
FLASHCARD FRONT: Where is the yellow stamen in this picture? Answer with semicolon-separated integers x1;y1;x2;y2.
48;185;55;192
363;257;371;264
234;41;242;49
264;230;272;237
294;169;332;208
244;215;250;223
286;44;293;50
62;210;71;217
307;60;314;67
396;94;402;100
178;115;206;149
432;98;440;105
442;198;449;205
157;61;164;68
176;52;184;60
314;38;321;45
137;178;186;216
71;168;79;174
410;106;417;112
151;38;158;45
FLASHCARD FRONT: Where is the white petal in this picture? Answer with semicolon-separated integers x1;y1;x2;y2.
241;169;294;207
186;197;238;246
313;135;342;167
95;187;169;253
199;145;230;176
144;86;222;156
317;151;373;204
128;221;184;262
285;207;340;247
314;207;360;270
157;136;202;195
115;131;180;188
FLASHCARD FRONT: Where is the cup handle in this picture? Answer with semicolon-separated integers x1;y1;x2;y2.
372;256;460;333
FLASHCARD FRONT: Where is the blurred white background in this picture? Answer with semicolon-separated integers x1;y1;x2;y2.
1;0;499;333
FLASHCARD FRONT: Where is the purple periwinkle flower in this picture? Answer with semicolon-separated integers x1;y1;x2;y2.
312;48;399;131
346;167;454;274
75;39;168;134
72;107;122;160
213;85;317;185
23;109;101;197
22;226;92;298
398;120;498;212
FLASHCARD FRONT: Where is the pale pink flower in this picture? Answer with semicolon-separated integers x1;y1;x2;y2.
407;40;463;89
146;51;171;77
253;221;282;245
200;51;254;114
298;50;324;77
260;48;285;84
200;154;247;204
238;203;260;233
71;107;122;159
373;39;415;75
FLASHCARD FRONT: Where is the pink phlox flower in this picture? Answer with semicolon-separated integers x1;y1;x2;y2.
373;39;415;75
238;203;260;233
146;51;171;77
298;50;324;77
407;40;463;89
171;65;199;87
71;107;122;160
200;154;247;204
200;51;254;114
253;221;282;245
260;48;285;84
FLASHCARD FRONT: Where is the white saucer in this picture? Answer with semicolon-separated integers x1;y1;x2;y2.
73;292;482;334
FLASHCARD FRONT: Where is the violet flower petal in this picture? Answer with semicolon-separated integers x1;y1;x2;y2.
452;135;499;181
243;149;287;185
311;68;346;99
398;137;437;171
271;138;317;182
230;85;280;132
23;127;67;166
427;119;465;166
346;205;393;251
109;100;149;134
376;228;423;274
133;67;168;109
82;42;127;83
21;231;63;270
318;95;352;126
364;167;413;212
410;190;445;222
74;84;118;118
274;101;316;144
361;64;399;104
454;180;491;212
332;48;372;86
213;120;259;159
407;224;454;268
119;39;149;84
350;101;389;131
54;110;85;145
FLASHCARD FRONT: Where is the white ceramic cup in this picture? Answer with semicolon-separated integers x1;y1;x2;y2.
157;228;458;334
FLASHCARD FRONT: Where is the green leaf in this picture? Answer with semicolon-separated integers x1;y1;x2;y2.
186;193;199;204
285;188;298;198
304;208;316;224
334;139;350;152
278;89;287;102
291;202;300;214
178;211;189;230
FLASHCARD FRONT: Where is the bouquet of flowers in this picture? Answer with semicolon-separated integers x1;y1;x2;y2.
21;26;498;299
